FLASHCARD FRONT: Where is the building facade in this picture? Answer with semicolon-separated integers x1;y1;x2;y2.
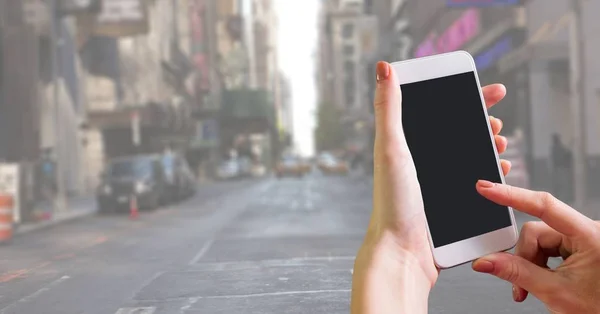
406;0;600;209
317;0;375;158
498;0;600;198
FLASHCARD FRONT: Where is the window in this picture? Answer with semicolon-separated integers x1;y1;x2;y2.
344;60;355;76
342;23;354;39
343;45;354;56
345;78;355;107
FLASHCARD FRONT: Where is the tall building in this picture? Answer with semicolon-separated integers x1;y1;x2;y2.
84;0;194;175
317;0;376;157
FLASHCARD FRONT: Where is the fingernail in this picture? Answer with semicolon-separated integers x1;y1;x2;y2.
477;180;495;188
512;286;519;302
376;62;390;83
472;259;495;274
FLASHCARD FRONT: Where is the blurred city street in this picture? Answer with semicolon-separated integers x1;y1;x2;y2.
1;0;600;312
0;174;550;314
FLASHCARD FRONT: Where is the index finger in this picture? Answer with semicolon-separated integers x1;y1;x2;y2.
476;181;596;238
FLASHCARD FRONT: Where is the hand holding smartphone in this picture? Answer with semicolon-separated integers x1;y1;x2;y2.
391;51;518;269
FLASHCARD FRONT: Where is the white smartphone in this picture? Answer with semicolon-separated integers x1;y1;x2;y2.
391;51;518;269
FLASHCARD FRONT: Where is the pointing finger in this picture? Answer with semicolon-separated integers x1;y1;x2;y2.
476;182;596;238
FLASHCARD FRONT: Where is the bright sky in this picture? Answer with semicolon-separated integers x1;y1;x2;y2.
275;0;318;157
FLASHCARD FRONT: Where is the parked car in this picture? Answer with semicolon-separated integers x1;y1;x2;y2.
97;155;168;213
318;154;349;175
275;156;305;178
217;159;240;180
238;157;253;177
250;163;267;178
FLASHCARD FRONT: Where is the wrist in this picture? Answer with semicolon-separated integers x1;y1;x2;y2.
352;231;432;314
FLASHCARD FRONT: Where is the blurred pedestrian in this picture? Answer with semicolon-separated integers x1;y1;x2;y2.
550;133;573;203
38;149;57;201
351;61;600;314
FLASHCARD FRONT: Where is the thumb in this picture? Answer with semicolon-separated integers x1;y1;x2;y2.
374;61;403;142
472;253;560;299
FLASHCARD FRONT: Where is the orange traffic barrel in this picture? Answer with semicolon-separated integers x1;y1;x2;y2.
0;194;14;243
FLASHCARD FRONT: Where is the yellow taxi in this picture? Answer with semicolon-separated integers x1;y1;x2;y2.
317;153;349;175
276;156;306;178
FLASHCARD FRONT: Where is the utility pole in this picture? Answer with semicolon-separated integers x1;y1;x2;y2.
569;0;589;218
49;0;67;213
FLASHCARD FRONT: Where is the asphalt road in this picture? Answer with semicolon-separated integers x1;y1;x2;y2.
0;174;551;313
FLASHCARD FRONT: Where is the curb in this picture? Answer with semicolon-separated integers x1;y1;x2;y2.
15;208;98;236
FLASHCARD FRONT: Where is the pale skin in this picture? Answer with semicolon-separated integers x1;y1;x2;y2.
351;61;600;314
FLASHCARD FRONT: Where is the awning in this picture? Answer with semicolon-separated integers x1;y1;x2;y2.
87;103;175;130
497;41;569;74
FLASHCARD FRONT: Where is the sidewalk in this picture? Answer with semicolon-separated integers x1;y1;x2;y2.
15;195;97;235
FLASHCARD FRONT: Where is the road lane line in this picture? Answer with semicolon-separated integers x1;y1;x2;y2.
186;255;356;271
133;289;352;303
201;289;351;299
0;275;70;314
179;297;199;313
114;307;156;314
188;238;214;265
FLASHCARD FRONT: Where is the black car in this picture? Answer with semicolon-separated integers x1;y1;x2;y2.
97;155;169;213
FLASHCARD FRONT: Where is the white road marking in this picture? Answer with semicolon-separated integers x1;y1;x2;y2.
189;238;214;265
114;307;156;314
179;297;199;313
0;276;70;314
129;271;166;301
186;256;356;272
201;289;351;299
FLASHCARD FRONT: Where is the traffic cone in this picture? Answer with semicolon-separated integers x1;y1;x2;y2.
129;196;139;220
0;194;14;244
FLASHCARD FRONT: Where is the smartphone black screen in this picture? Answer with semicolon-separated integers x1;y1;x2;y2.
401;71;512;248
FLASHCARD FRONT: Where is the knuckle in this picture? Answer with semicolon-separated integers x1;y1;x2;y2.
375;138;410;167
538;192;558;218
539;192;557;208
373;97;386;110
521;221;538;236
502;261;522;283
502;184;515;201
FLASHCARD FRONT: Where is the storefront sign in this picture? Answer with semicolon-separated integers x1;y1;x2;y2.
23;0;50;34
446;0;520;8
191;0;210;92
415;9;480;58
474;35;513;72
